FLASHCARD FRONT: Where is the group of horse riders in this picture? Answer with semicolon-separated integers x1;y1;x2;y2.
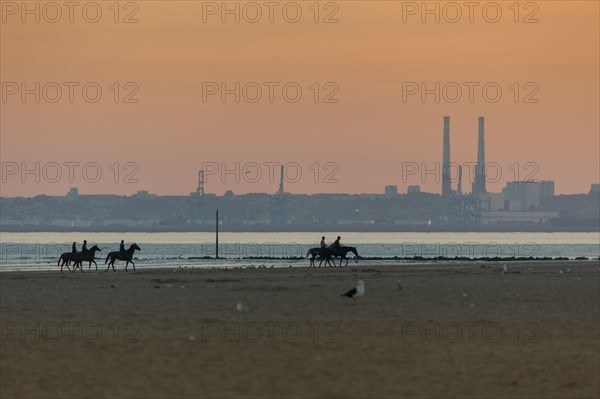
71;240;126;256
306;236;359;267
59;240;140;273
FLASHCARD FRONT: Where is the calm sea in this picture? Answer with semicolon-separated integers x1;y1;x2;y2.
1;232;598;271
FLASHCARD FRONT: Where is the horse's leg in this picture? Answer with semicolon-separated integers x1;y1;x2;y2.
94;260;97;271
131;260;135;271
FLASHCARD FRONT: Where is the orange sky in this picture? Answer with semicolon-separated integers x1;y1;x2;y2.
1;1;598;197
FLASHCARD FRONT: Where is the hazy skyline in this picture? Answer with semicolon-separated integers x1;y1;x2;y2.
1;1;598;197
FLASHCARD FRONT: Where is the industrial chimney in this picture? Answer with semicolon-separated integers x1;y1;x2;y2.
473;116;487;195
278;164;285;195
442;116;452;197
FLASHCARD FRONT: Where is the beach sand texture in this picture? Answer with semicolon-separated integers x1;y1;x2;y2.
1;261;599;398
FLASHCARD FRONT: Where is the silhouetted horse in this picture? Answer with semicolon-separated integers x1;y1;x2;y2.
306;247;326;267
71;245;102;272
57;252;75;272
323;246;359;267
105;243;141;272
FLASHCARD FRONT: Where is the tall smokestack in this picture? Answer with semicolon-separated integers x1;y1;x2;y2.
442;116;451;197
473;116;486;194
278;165;284;194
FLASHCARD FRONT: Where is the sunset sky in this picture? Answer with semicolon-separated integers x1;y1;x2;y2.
1;1;598;197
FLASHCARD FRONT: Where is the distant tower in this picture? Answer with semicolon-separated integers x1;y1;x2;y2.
442;116;452;197
270;165;288;226
197;170;205;196
457;165;463;196
473;117;487;194
277;165;284;195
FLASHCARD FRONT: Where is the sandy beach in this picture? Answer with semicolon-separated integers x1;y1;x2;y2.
1;260;598;399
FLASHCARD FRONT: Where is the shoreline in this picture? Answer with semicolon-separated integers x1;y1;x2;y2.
1;258;599;274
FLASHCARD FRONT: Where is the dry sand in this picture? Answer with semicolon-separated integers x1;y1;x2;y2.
1;260;599;399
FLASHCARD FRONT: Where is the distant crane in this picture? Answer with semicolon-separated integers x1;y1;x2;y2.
190;169;206;225
197;170;205;196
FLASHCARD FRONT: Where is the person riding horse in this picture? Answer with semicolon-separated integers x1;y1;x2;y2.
119;240;125;253
329;236;341;253
72;242;77;254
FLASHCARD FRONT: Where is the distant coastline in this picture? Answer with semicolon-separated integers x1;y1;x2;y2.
1;225;598;233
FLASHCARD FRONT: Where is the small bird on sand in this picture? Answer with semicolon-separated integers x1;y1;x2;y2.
341;280;365;298
396;279;404;290
235;302;249;312
496;264;508;274
559;267;571;274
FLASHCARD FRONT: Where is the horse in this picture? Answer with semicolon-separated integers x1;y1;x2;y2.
105;243;141;272
57;252;75;272
306;247;328;267
71;245;102;272
323;246;359;267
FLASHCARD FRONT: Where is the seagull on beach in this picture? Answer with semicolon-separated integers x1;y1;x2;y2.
496;264;508;275
396;279;404;290
559;267;571;274
236;302;249;312
341;280;365;298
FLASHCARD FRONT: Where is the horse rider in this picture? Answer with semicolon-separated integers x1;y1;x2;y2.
320;236;326;249
72;242;77;254
81;240;88;255
119;240;126;253
330;236;341;251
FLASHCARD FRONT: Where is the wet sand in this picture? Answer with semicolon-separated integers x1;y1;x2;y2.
1;260;599;398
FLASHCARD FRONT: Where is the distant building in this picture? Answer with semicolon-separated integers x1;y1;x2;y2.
539;181;555;200
67;187;78;198
503;181;555;211
407;185;421;194
481;211;559;225
384;185;398;197
589;184;600;195
478;192;504;212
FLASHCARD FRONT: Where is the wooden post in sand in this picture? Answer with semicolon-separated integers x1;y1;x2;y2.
215;209;219;259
